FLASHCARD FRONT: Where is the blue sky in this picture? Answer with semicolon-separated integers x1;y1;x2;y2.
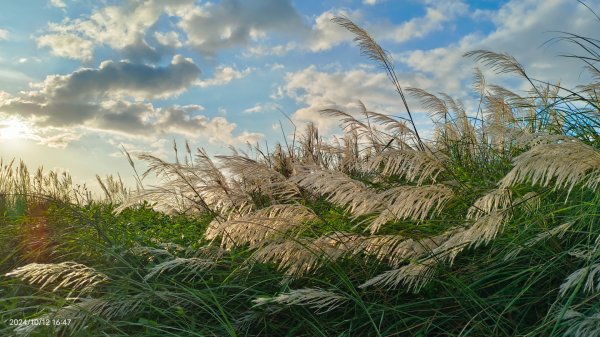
0;0;597;189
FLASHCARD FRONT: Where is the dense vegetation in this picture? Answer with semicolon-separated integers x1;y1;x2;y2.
1;18;599;337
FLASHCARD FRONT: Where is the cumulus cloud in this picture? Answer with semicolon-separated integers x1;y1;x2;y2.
279;0;599;138
178;0;305;55
154;31;183;49
375;0;468;43
37;33;94;61
245;1;467;56
195;65;252;87
0;29;9;41
49;0;66;9
0;55;200;127
39;0;195;61
397;0;598;99
305;9;357;52
282;65;432;132
243;8;358;56
0;56;262;147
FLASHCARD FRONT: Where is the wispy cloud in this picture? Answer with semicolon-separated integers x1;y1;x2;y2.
0;29;9;41
195;65;252;88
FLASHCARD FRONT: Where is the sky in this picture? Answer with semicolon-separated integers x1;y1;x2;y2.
0;0;598;190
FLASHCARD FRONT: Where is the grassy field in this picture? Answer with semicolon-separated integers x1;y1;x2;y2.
1;19;599;336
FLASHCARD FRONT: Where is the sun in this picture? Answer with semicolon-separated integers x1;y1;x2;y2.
0;119;31;140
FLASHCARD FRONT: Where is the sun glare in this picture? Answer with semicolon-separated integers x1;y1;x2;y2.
0;119;31;140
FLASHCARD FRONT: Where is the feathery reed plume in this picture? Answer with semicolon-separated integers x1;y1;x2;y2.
359;258;436;292
11;298;109;336
367;109;414;137
339;233;449;267
472;67;486;96
467;188;512;220
432;210;509;264
291;165;382;216
5;262;109;295
559;263;600;297
464;50;529;80
252;236;345;278
406;87;449;120
504;224;573;261
253;288;348;314
563;309;600;337
332;17;423;149
321;107;371;136
128;245;175;262
144;257;216;281
499;141;600;193
515;132;575;147
96;174;128;203
118;148;254;215
365;149;446;185
369;185;454;233
217;154;301;201
204;204;319;250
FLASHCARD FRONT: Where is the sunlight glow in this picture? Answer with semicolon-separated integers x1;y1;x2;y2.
0;119;32;140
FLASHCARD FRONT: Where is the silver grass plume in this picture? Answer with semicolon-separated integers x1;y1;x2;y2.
252;236;346;278
431;210;509;266
560;262;600;298
406;87;449;119
6;262;109;296
515;132;576;147
359;258;437;292
464;50;529;80
217;154;301;201
499;141;600;193
504;222;572;260
563;310;600;337
205;204;319;250
252;288;348;314
365;149;446;185
467;188;512;221
144;257;216;281
337;232;449;267
332;17;424;149
291;165;382;216
369;185;454;233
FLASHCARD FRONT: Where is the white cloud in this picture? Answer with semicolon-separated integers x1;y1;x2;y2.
397;0;598;101
376;0;468;43
195;65;252;88
283;65;432;132
243;102;280;114
37;33;94;61
0;56;260;147
178;0;305;55
270;63;285;71
38;131;81;149
0;29;9;41
154;31;183;48
40;0;195;60
0;55;200;128
305;9;357;52
50;0;66;9
245;42;298;57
